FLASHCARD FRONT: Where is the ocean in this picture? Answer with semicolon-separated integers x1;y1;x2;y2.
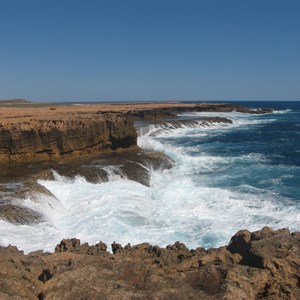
0;101;299;253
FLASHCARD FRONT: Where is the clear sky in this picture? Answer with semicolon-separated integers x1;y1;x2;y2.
0;0;299;102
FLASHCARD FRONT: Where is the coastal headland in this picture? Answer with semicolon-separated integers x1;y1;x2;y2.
2;102;299;299
0;101;272;163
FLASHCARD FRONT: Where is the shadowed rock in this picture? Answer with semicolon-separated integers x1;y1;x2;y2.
0;204;44;224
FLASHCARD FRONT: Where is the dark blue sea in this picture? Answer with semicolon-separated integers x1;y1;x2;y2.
0;101;299;252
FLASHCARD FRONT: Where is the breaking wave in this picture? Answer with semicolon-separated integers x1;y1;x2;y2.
0;108;299;253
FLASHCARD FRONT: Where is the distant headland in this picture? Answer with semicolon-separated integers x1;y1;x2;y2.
0;99;32;104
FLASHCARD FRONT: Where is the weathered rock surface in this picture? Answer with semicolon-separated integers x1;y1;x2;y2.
0;102;273;164
0;227;299;299
29;149;174;187
0;113;137;163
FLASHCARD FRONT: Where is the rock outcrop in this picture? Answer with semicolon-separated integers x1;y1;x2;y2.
0;113;137;163
0;102;273;164
0;227;299;299
0;148;174;224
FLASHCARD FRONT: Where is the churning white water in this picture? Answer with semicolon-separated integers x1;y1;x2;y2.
0;110;299;253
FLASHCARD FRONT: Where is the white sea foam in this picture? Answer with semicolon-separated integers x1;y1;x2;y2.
101;165;125;181
178;111;276;123
2;165;297;254
273;109;292;114
136;119;231;137
0;110;299;253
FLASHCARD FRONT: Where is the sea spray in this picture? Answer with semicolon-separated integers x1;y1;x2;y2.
0;106;299;253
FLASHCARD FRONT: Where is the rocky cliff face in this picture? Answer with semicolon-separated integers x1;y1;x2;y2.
0;113;137;162
0;103;273;163
0;227;299;299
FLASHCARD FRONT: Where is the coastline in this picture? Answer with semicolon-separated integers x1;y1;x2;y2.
0;101;273;123
0;102;242;227
1;102;299;299
0;102;272;163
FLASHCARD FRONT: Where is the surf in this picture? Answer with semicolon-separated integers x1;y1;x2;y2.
0;106;299;253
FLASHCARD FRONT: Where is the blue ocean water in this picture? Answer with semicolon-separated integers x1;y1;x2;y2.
137;101;300;247
0;101;299;253
178;101;300;199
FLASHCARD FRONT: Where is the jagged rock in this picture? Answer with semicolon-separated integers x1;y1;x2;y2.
227;229;252;264
55;238;83;253
111;242;123;254
0;227;299;299
55;239;109;256
87;242;108;255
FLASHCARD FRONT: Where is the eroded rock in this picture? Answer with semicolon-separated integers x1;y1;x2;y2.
0;227;298;299
0;113;137;163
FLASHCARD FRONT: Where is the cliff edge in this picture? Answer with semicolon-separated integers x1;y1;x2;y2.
0;113;137;162
0;102;272;163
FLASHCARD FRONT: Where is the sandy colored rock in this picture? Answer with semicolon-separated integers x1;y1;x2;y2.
0;113;137;163
0;102;273;123
0;102;272;164
0;227;298;299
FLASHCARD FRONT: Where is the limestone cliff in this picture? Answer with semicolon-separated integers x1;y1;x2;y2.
0;113;137;162
0;102;273;163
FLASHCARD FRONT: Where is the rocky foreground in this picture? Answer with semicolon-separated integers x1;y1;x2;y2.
0;227;299;299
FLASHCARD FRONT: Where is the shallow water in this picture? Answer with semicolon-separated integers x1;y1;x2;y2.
0;101;299;253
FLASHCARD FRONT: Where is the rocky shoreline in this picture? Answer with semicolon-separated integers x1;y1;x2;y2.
0;227;299;299
2;102;298;300
0;102;272;163
0;103;250;226
0;149;175;225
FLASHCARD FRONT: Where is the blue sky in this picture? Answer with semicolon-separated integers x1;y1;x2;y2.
0;0;299;102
